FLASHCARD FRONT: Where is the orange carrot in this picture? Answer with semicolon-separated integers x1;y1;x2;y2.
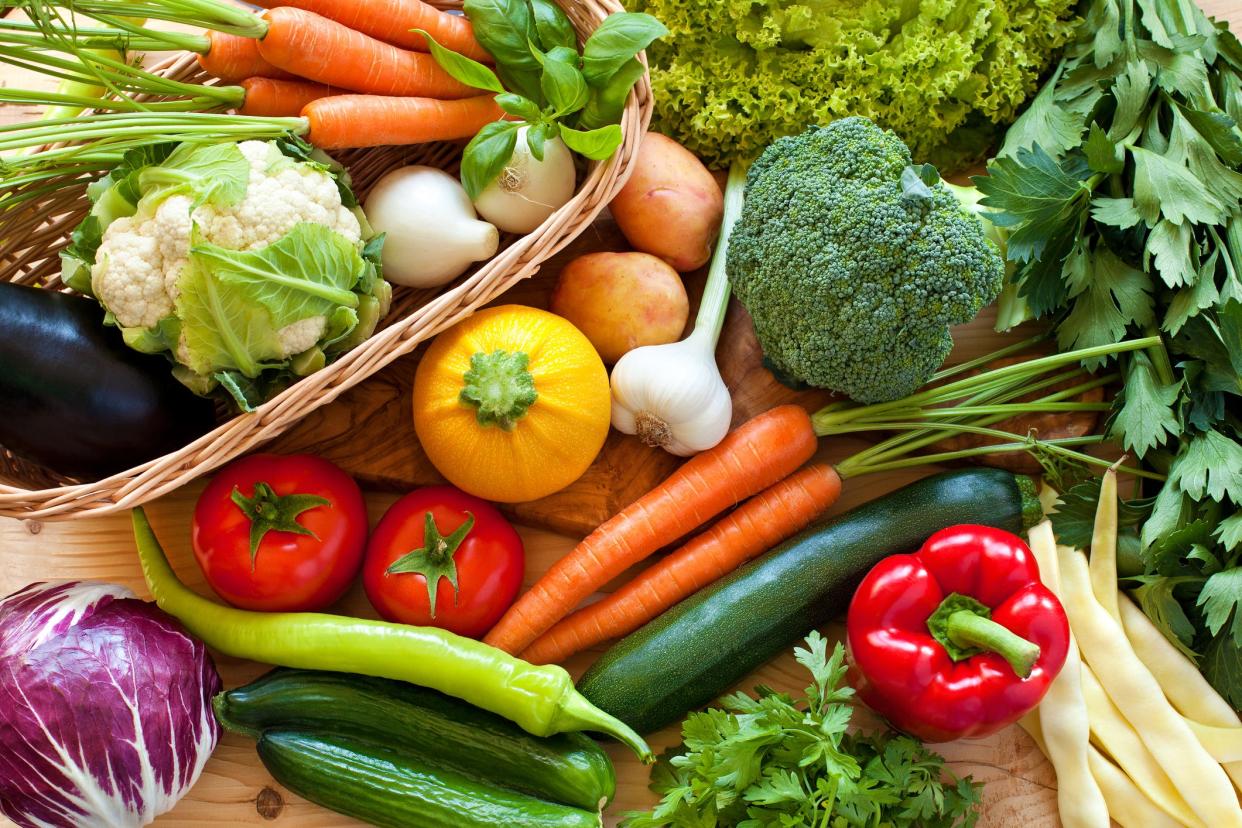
520;464;842;665
257;7;480;100
249;0;492;64
303;94;504;149
197;31;293;83
483;405;819;654
239;77;336;117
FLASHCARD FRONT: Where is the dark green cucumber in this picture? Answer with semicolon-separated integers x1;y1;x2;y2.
214;669;613;811
578;468;1040;734
257;729;601;828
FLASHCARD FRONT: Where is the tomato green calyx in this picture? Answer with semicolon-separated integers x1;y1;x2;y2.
927;593;1041;679
459;349;538;431
229;482;331;568
386;511;475;617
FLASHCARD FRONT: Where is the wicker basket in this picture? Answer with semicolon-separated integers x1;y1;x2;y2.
0;0;651;520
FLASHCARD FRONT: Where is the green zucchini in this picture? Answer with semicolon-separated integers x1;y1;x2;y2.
214;669;613;811
257;729;602;828
578;468;1040;734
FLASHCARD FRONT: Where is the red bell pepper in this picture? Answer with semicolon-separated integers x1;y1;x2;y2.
846;524;1069;742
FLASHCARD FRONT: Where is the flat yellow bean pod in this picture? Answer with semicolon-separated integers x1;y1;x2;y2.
1057;546;1242;828
1025;522;1108;828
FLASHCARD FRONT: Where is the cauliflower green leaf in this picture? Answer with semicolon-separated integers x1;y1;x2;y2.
138;142;250;210
179;222;368;391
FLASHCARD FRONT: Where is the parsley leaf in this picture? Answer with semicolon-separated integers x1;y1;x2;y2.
1198;567;1242;646
623;634;981;828
1168;428;1242;502
1107;350;1182;456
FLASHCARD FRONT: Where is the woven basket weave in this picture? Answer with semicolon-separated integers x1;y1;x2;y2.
0;0;652;520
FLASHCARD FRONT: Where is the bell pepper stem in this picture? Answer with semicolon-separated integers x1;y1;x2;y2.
946;610;1041;679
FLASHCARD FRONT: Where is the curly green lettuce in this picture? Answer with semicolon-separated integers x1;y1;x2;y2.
630;0;1080;170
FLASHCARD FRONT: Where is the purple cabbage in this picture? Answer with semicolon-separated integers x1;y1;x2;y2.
0;581;221;828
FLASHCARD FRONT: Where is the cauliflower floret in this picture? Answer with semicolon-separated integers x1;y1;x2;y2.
277;316;328;356
92;194;195;328
194;141;361;250
90;141;360;345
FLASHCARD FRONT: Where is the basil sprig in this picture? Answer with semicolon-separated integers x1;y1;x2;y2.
422;0;666;198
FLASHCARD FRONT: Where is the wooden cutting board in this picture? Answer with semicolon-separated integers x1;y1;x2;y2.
267;215;836;537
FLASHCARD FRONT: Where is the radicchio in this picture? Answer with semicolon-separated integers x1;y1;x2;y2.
0;581;221;828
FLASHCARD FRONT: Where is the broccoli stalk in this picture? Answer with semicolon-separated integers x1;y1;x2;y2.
812;334;1167;484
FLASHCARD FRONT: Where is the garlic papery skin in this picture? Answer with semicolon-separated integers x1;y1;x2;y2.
610;332;732;456
608;162;749;456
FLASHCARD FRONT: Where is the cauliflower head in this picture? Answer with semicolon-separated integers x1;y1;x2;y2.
64;139;389;410
726;118;1004;404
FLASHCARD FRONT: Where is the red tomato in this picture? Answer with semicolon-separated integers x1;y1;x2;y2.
192;453;367;612
363;486;524;638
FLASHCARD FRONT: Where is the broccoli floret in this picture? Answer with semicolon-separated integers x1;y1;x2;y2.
726;117;1003;404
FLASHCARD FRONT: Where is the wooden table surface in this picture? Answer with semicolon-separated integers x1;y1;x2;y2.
1;3;1238;826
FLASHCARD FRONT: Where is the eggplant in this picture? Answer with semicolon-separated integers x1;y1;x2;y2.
0;282;217;480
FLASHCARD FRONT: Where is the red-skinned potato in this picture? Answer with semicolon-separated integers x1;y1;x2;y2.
610;133;723;272
549;252;688;364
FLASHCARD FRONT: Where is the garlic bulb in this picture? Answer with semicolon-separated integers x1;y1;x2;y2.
610;333;733;456
609;163;748;456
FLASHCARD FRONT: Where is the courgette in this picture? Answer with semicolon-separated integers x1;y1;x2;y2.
214;668;614;811
257;729;602;828
578;468;1041;733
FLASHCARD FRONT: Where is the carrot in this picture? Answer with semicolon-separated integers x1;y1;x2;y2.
239;77;336;117
249;0;492;64
483;405;819;654
257;7;479;100
303;94;504;149
520;463;842;665
197;31;293;83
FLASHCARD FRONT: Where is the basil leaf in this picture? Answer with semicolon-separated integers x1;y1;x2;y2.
558;122;622;160
580;13;666;87
541;49;589;115
463;0;542;101
416;29;504;93
528;0;575;52
461;120;521;198
526;122;547;161
496;92;541;121
578;56;645;129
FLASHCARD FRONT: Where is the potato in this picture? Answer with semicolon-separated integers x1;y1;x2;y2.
610;132;723;272
549;252;689;364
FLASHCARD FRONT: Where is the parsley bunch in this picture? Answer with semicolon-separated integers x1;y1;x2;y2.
976;0;1242;705
622;633;981;828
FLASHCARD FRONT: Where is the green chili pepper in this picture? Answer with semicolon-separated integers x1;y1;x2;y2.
131;508;652;761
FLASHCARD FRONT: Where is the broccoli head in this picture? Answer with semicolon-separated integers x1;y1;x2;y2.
726;117;1003;404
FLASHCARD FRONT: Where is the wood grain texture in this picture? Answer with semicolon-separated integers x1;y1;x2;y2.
2;2;1239;824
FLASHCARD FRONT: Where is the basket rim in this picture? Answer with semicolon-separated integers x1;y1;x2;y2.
0;0;653;520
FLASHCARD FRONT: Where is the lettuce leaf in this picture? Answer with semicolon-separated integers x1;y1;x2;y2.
630;0;1081;169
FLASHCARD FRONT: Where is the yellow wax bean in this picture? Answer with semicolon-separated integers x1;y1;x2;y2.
1079;664;1203;828
1087;466;1120;623
1057;545;1242;827
1119;595;1242;792
1025;522;1109;828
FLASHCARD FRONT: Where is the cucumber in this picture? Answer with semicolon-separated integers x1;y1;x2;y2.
257;729;601;828
578;468;1040;733
215;669;613;811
